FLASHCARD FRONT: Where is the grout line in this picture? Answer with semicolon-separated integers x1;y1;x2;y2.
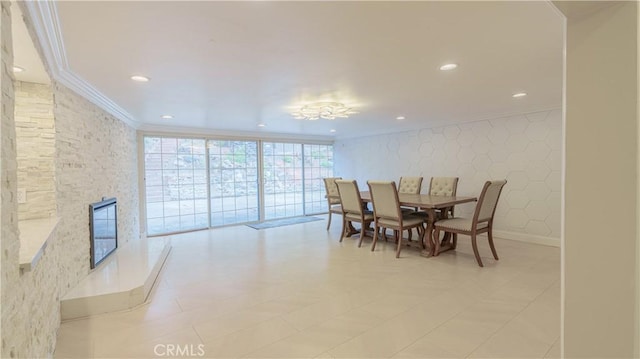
542;335;561;359
464;274;561;358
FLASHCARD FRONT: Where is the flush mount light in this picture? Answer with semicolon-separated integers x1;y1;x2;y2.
160;115;173;119
439;63;458;71
291;101;357;121
396;116;405;120
12;66;24;73
257;123;266;127
330;129;336;133
130;75;150;82
512;92;527;98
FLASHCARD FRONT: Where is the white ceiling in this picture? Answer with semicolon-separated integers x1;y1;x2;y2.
12;3;49;85
30;1;563;139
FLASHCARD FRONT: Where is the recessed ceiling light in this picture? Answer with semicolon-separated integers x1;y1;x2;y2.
330;129;336;133
130;75;150;82
512;92;527;98
160;115;173;119
396;116;405;121
439;63;458;71
12;66;24;73
258;123;266;127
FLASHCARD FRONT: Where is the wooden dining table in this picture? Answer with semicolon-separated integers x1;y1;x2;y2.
357;192;477;257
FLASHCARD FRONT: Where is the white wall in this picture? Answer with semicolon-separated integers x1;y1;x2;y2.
557;2;638;357
335;109;561;245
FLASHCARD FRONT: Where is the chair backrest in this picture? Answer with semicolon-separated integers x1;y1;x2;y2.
335;180;364;215
473;180;507;223
367;180;401;221
398;176;423;194
323;177;342;205
429;177;459;196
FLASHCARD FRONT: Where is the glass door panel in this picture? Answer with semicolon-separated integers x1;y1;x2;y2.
208;140;259;226
262;142;304;220
303;144;334;214
143;137;207;235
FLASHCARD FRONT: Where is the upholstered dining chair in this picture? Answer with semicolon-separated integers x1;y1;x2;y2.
367;180;426;258
398;176;423;196
335;180;374;247
323;177;342;230
428;177;459;197
432;180;507;267
396;176;423;240
429;177;458;218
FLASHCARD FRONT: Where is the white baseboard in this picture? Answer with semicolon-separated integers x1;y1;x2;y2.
491;229;560;248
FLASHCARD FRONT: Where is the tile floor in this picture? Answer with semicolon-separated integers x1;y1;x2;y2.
55;216;560;358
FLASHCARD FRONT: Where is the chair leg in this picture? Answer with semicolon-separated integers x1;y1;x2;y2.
357;223;366;248
371;225;379;251
395;228;403;258
339;218;347;242
487;227;499;260
326;211;332;231
452;234;458;249
407;229;413;242
471;233;484;267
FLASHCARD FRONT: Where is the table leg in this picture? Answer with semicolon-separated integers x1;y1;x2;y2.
346;221;359;237
420;210;436;257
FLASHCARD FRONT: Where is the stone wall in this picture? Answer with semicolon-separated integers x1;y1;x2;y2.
0;1;20;357
53;81;140;286
334;109;562;245
1;3;140;357
15;81;56;220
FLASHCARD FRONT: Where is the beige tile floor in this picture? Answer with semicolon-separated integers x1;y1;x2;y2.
55;216;560;358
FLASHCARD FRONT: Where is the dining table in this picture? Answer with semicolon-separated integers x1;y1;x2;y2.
356;192;477;257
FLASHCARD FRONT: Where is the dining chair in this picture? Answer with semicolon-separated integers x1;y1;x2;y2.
432;180;507;267
428;176;460;242
396;176;423;240
323;177;342;230
367;180;426;258
335;179;374;247
398;176;423;196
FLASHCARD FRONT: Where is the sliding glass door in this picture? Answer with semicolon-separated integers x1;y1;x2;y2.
262;142;304;220
303;144;334;214
208;140;259;226
144;137;208;235
143;136;333;235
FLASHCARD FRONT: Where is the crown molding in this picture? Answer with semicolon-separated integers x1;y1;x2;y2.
138;123;335;144
21;1;139;129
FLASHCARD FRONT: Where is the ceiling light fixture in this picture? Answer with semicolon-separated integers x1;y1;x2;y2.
396;116;405;120
291;102;357;121
12;66;24;73
512;92;527;98
439;63;458;71
257;123;266;127
160;115;173;119
130;75;150;82
330;129;336;133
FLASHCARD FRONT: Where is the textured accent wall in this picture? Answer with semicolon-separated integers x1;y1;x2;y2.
15;81;56;220
1;3;140;357
0;1;21;357
334;109;561;244
53;81;140;283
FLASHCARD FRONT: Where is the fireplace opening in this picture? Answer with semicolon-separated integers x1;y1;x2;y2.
89;197;118;269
